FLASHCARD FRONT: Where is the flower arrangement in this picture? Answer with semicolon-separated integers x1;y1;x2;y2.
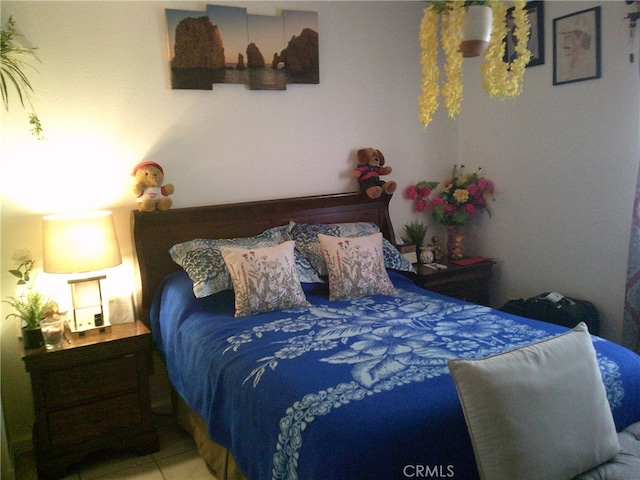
3;250;56;331
406;165;494;226
418;1;531;128
8;249;35;285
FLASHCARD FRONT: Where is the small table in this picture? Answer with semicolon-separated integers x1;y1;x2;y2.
414;258;496;306
21;321;159;480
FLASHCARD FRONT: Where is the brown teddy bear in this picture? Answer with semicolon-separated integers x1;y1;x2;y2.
352;148;397;199
132;161;174;212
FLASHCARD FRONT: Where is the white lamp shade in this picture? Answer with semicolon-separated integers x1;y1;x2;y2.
43;211;122;274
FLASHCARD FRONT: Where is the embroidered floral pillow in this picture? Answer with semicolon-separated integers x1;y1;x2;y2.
290;222;415;276
169;225;322;298
318;233;396;301
220;241;310;317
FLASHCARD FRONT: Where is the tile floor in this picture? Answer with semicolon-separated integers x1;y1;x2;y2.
14;414;217;480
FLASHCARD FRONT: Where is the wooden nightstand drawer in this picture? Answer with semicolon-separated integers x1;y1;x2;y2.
48;392;142;447
415;259;496;306
22;321;159;479
43;355;139;409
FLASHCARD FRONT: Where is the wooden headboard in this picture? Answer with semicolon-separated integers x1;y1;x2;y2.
131;191;396;328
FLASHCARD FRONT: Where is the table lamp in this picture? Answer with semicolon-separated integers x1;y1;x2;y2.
43;211;122;335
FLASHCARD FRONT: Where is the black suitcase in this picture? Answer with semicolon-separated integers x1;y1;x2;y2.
500;292;600;336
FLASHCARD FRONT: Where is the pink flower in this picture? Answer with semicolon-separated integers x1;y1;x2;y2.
431;197;445;208
444;204;457;215
417;186;431;198
463;204;476;217
466;183;480;197
478;179;493;193
415;198;428;212
474;196;487;207
406;185;418;200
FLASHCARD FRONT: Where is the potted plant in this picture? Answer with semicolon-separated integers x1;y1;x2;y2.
1;16;44;139
403;221;428;260
4;291;52;349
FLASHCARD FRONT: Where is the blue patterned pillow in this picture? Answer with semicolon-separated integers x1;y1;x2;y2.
170;225;322;298
289;222;415;276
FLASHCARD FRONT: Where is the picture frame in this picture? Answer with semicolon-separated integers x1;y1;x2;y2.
553;6;601;85
505;1;544;67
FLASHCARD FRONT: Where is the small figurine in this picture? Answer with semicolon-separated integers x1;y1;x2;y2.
430;235;445;260
450;233;465;260
419;247;435;264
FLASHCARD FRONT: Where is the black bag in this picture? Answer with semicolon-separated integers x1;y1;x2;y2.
500;292;600;336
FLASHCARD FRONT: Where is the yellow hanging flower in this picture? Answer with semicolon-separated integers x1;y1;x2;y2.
418;1;531;128
418;6;440;128
482;0;531;97
441;3;464;119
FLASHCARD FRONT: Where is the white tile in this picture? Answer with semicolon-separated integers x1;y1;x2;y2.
78;451;156;480
81;462;164;480
156;449;217;480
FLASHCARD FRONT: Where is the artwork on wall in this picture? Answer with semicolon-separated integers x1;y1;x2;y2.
553;6;601;85
165;5;319;91
505;1;545;67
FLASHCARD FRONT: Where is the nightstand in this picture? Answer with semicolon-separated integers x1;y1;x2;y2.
21;321;159;480
415;259;496;305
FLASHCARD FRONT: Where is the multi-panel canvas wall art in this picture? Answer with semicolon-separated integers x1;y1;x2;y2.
166;5;319;90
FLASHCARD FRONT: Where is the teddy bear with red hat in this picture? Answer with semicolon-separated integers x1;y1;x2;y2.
132;161;174;212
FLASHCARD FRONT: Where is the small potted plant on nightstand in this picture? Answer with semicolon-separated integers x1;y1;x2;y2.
4;291;53;349
403;221;428;261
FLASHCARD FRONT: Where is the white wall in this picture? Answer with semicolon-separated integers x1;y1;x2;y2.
458;1;639;343
1;0;446;457
1;0;638;459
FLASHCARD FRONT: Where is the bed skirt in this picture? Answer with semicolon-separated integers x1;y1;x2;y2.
172;390;247;480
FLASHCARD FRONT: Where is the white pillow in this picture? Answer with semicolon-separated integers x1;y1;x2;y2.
220;241;310;317
317;232;396;301
448;323;620;480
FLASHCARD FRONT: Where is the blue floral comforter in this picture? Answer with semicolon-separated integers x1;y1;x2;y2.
151;270;640;480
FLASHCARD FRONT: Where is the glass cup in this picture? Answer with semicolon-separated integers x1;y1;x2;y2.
40;316;65;351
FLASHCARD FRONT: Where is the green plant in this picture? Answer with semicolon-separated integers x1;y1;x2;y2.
1;16;44;139
4;291;52;330
403;221;428;247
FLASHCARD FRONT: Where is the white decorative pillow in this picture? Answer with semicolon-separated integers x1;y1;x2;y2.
448;323;620;480
220;241;310;317
317;233;396;301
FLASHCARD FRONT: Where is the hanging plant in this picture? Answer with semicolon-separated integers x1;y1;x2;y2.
1;16;44;139
418;1;531;128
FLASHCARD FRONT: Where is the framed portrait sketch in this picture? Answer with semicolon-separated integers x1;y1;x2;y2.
505;1;544;67
553;6;601;85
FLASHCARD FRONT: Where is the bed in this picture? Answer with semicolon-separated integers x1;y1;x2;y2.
132;191;640;480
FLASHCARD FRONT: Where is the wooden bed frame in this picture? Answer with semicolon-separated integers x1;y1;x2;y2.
131;191;397;479
132;190;395;329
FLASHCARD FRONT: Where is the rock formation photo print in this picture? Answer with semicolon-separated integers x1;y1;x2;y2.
165;5;319;91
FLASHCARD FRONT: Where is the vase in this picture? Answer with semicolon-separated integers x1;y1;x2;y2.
22;326;45;350
460;5;493;58
447;225;466;260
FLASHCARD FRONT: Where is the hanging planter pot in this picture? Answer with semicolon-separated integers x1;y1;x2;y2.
460;5;493;58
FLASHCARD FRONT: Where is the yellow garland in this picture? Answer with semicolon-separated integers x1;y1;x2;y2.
418;6;440;128
441;3;464;119
482;0;531;97
418;1;532;128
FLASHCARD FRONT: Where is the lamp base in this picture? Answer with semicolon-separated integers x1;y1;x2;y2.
69;320;112;339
